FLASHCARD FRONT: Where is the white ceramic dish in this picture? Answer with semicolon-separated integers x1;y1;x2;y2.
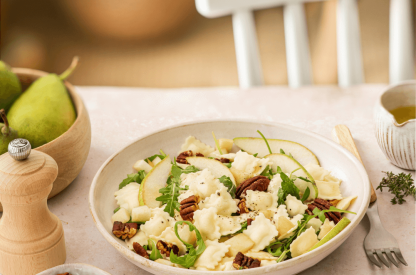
374;80;416;170
37;263;111;275
89;120;370;275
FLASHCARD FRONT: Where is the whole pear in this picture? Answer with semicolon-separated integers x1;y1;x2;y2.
0;109;18;155
0;61;22;113
7;57;78;148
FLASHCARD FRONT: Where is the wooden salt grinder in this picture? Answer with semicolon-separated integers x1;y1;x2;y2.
0;139;66;274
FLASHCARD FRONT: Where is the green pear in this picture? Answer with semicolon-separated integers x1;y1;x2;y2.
7;57;78;148
186;156;236;185
233;137;319;165
0;109;18;155
308;217;351;251
139;156;172;208
0;61;22;113
265;153;318;198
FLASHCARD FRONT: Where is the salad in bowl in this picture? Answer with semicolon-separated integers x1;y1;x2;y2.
109;131;357;271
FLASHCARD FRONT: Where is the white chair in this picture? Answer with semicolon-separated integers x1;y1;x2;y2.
195;0;414;88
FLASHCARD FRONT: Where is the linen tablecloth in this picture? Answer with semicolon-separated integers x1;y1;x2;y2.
45;85;415;274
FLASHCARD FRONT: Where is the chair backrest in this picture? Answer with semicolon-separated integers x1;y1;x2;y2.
196;0;414;88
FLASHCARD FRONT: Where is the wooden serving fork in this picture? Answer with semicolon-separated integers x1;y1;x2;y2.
332;124;407;268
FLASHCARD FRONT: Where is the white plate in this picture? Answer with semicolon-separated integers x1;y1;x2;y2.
37;263;110;275
89;120;370;275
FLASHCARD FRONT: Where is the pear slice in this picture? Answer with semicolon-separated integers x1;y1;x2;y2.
186;156;236;185
234;137;319;165
265;153;318;198
308;217;351;251
139;156;172;208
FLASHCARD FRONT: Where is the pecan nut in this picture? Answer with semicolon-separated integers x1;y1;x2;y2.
306;198;341;224
215;157;231;163
112;221;138;239
233;252;261;269
246;218;254;226
176;150;204;164
236;175;270;199
179;195;200;221
133;242;150;259
156;240;179;257
57;273;71;275
237;198;249;214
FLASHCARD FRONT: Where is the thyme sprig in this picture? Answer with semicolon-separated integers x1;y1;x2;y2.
376;171;415;204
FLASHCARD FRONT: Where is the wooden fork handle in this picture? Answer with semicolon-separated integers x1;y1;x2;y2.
332;124;377;203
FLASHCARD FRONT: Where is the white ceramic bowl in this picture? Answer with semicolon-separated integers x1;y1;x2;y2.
89;120;370;275
37;263;110;275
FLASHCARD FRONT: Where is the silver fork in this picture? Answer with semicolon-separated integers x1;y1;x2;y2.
364;201;408;268
332;125;408;268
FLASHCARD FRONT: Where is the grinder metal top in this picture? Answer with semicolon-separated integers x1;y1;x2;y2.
8;138;31;160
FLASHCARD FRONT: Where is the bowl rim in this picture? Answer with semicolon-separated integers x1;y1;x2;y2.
11;67;87;150
89;119;370;274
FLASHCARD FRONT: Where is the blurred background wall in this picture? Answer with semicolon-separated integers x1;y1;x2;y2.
1;0;415;87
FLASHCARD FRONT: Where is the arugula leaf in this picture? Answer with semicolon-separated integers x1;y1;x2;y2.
276;249;289;263
181;165;199;174
169;221;206;268
223;162;232;168
170;247;198;268
212;131;223;155
276;166;283;174
170;164;198;183
280;172;300;200
156;163;198;217
273;207;357;263
119;170;146;189
235;221;248;234
145;151;167;163
260;165;276;180
277;188;286;205
301;187;310;203
276;171;301;206
257;130;272;154
253;153;258;157
290;167;301;179
148;238;163;261
318;211;327;223
113;207;120;213
298;176;312;183
266;240;284;257
312;205;356;222
127;218;146;224
156;183;185;217
219;176;236;199
327;206;356;214
272;215;313;262
280;149;286;154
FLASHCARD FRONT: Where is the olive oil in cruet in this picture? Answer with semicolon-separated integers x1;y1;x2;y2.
389;106;416;124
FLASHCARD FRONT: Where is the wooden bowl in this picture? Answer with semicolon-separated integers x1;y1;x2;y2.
0;68;91;211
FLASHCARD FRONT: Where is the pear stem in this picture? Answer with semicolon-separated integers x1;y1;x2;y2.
0;109;9;128
59;56;79;81
0;109;10;135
